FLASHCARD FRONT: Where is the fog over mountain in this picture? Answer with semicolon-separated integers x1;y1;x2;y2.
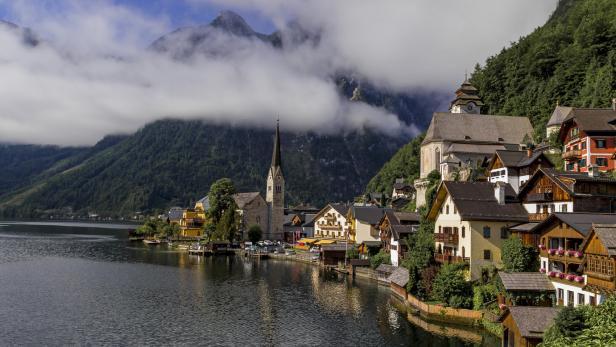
0;0;558;146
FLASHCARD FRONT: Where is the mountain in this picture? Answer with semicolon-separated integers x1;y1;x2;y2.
0;11;445;218
367;0;616;197
0;120;406;218
470;0;616;139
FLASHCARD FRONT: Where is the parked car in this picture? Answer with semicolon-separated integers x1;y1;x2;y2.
285;250;296;256
309;247;320;253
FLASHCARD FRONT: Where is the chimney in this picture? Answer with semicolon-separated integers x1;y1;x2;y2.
612;98;616;111
494;182;506;205
527;147;533;158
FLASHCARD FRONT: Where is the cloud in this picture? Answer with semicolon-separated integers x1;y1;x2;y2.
0;0;557;146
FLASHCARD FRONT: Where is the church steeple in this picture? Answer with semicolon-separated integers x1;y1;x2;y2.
450;77;484;114
271;119;282;170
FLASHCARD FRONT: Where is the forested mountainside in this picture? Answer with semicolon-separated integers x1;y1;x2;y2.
367;0;616;196
471;0;616;139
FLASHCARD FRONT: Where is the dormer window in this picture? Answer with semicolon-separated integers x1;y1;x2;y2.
465;135;471;140
498;137;504;142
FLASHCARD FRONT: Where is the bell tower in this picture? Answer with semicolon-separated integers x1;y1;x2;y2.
449;76;484;114
266;120;285;240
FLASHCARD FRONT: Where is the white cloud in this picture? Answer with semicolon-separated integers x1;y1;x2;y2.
0;0;557;145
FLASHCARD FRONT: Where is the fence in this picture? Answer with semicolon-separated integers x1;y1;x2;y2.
406;293;483;325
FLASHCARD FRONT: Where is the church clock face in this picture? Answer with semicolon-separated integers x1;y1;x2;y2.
467;102;475;111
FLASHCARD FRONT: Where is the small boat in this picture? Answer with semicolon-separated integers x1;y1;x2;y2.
143;239;161;245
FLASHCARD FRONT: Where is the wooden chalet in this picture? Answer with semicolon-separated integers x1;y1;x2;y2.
378;210;420;266
580;224;616;301
487;149;553;193
497;272;555;307
499;306;560;347
517;167;616;223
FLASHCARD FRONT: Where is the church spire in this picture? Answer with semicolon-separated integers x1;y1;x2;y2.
271;119;282;170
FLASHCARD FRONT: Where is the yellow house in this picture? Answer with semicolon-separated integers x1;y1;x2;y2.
428;181;528;280
176;197;209;237
347;206;386;244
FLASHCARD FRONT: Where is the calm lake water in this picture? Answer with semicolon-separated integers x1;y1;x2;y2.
0;222;497;346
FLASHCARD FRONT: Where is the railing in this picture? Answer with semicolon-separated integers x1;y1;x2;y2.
527;192;553;202
529;213;550;221
435;233;459;245
562;149;581;160
434;254;468;264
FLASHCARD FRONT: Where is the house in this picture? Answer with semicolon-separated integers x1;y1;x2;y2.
517;168;616;223
497;272;555;307
313;204;351;242
428;181;528;280
375;263;396;284
500;306;560;347
487;149;554;193
167;207;184;224
558;104;616;173
414;79;534;207
283;212;316;243
534;213;616;307
301;214;316;238
321;243;349;266
348;206;388;244
178;208;206;237
392;178;415;199
378;210;420;266
388;267;409;299
579;223;616;305
545;105;573;139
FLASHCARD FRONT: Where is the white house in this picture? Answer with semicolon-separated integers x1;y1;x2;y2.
313;204;351;241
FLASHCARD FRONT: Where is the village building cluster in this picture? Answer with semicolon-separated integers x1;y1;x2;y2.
162;79;616;345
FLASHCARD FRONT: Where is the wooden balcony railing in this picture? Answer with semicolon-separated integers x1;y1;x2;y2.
527;192;553;202
562;149;581;160
435;233;459;245
435;254;468;264
529;213;550;222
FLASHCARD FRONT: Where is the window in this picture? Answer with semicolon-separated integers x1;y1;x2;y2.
446;205;449;214
483;226;491;238
483;250;491;260
561;204;568;212
391;245;397;251
500;227;509;239
454;206;457;214
256;216;261;225
558;289;564;301
550;204;555;213
454;227;459;235
439;226;442;233
578;293;585;305
579;158;586;168
536;204;541;213
596;157;608;167
590;296;596;306
581;142;587;150
596;139;606;148
461;227;465;238
568;291;574;307
462;247;465;258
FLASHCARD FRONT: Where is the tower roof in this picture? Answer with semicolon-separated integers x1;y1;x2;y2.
450;79;484;109
271;120;282;170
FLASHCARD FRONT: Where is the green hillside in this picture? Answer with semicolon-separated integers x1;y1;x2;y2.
0;120;406;218
471;0;616;139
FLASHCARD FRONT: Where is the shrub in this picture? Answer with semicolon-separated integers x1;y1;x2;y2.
431;263;472;309
346;247;359;260
370;249;391;269
501;236;539;272
473;283;498;310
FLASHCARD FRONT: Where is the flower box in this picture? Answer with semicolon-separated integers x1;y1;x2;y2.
499;303;507;310
575;251;583;258
557;249;565;256
566;250;576;257
548;249;556;255
540;268;546;273
575;276;584;283
538;244;546;250
548;271;557;278
566;274;576;281
558;273;566;279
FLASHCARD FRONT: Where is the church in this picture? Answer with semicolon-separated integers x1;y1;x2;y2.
265;121;285;241
414;79;534;207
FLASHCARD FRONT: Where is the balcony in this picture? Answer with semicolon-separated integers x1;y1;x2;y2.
540;248;584;264
435;233;459;245
527;192;553;202
529;213;550;222
562;149;581;160
435;254;468;264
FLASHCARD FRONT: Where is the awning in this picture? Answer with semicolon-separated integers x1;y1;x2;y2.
297;238;318;244
315;239;337;245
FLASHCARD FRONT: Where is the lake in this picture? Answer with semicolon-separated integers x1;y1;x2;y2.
0;222;497;346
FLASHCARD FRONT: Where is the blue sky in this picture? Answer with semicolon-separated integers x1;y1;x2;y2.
0;0;276;33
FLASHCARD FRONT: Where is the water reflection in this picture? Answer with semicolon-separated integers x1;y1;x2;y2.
0;222;488;346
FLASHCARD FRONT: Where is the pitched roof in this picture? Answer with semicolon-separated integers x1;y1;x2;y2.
301;214;317;228
422;113;533;146
518;167;616;198
352;206;388;225
498;272;555;292
395;211;421;223
271;121;282;169
547;106;573;127
504;307;560;339
532;213;616;238
233;192;262;209
388;267;409;287
429;181;528;222
375;264;396;274
330;203;350;216
589;224;616;256
509;222;539;232
493;150;552;168
167;208;184;220
392;225;415;240
393;181;413;190
562;108;616;134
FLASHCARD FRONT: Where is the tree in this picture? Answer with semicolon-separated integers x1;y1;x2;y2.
501;236;539;272
207;178;237;225
215;207;238;242
370;249;391;269
346;246;359;260
247;225;262;244
430;263;472;308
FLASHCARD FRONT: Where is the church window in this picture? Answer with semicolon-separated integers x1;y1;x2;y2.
256;216;261;225
446;205;449;214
